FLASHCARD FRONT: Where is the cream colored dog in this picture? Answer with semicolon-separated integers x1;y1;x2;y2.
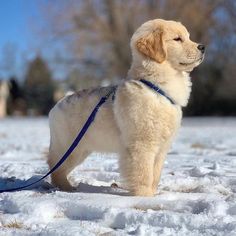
48;19;205;196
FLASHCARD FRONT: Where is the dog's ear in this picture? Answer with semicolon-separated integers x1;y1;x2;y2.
136;30;166;63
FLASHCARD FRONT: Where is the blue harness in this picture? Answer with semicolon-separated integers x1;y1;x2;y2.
0;79;175;193
139;79;175;105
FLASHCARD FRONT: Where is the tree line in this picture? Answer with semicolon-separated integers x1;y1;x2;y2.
7;56;55;115
4;0;236;116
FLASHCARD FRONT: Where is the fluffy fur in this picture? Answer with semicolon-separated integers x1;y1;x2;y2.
48;19;204;196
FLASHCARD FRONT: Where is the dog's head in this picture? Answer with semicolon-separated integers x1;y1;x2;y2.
131;19;205;72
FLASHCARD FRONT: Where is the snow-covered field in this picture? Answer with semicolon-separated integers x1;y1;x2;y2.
0;117;236;236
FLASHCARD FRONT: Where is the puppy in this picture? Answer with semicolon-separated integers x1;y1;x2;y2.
48;19;205;196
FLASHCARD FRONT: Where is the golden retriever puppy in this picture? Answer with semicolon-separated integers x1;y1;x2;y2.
48;19;205;196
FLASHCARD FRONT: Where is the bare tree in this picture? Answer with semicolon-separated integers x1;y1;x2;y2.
34;0;236;115
36;0;233;73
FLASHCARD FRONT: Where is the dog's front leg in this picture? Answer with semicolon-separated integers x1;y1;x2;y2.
152;140;173;194
152;151;167;194
119;142;157;197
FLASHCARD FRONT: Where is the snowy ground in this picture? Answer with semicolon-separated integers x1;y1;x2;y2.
0;117;236;236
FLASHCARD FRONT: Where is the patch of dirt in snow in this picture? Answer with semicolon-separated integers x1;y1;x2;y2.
0;117;236;236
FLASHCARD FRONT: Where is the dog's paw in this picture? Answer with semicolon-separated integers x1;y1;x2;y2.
131;186;155;197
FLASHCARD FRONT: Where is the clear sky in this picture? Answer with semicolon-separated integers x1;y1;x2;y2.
0;0;39;79
0;1;35;51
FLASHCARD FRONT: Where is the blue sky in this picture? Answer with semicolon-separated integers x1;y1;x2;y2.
0;1;36;51
0;0;39;79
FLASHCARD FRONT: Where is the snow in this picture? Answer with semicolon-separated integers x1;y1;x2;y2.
0;117;236;235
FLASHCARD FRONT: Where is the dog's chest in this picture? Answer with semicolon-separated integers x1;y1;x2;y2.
114;82;182;142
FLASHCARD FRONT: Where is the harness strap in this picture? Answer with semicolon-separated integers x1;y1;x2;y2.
0;88;116;193
139;79;175;105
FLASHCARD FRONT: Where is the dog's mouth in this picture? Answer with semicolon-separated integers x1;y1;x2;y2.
179;57;204;66
179;62;195;66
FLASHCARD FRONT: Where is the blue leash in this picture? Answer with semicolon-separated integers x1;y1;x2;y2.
139;79;175;105
0;79;174;193
0;87;116;193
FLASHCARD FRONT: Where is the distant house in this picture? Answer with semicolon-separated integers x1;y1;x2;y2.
0;81;9;118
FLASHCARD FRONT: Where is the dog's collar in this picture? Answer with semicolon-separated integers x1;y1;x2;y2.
139;79;175;105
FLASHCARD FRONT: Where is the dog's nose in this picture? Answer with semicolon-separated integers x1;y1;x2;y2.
197;44;205;53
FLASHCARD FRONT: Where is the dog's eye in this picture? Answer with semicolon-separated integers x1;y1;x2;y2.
173;37;182;42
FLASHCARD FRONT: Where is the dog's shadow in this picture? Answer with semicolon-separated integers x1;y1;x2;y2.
0;176;55;193
0;176;129;196
74;182;129;196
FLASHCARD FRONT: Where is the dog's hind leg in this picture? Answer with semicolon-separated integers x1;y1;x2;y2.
48;146;90;191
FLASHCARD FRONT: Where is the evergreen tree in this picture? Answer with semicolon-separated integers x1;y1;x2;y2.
24;56;55;115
